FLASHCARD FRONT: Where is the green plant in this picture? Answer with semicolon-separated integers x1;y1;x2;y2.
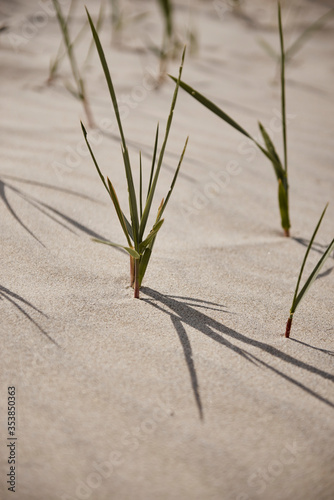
82;9;188;298
51;0;95;128
170;3;291;236
285;204;334;338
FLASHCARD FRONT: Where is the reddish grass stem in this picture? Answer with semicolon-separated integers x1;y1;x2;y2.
285;315;293;338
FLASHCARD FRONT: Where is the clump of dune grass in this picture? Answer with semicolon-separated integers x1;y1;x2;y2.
285;203;334;338
82;9;188;298
51;0;98;128
170;3;292;237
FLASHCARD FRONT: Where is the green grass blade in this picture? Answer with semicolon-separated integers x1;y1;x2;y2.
278;179;290;232
86;8;139;244
84;1;105;69
86;8;126;150
138;247;152;286
139;46;186;240
160;136;188;217
147;123;159;200
139;152;143;219
157;0;173;38
291;203;329;312
293;237;334;314
81;122;109;192
81;122;133;240
169;76;253;140
92;238;140;259
278;3;287;174
286;8;334;61
258;122;285;182
107;178;132;247
139;219;164;253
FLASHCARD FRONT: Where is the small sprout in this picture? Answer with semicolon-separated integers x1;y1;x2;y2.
285;203;334;338
169;2;292;237
83;9;188;298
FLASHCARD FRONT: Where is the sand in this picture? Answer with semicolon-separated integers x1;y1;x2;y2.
1;0;334;499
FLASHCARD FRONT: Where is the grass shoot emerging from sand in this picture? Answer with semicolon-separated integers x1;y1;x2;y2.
82;9;188;298
285;203;334;338
51;0;95;128
170;3;291;237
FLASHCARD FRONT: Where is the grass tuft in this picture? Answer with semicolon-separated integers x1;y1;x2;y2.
82;9;188;298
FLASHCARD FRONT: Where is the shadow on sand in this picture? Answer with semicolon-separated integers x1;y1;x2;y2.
142;287;334;420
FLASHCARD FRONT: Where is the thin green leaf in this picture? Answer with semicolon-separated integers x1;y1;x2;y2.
139;151;143;218
52;0;84;98
139;219;164;253
278;2;287;173
258;122;285;182
278;179;290;232
293;237;334;314
160;136;188;217
147;123;159;200
107;178;132;247
92;238;140;259
81;122;108;192
86;8;139;244
81;122;133;240
138;247;152;286
291;203;329;312
139;46;186;240
169;76;253;139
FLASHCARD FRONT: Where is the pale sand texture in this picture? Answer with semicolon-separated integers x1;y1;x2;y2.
0;0;334;499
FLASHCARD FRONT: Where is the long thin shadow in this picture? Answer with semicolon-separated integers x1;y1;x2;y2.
291;338;334;356
0;285;59;347
1;174;101;203
142;288;334;415
0;179;125;251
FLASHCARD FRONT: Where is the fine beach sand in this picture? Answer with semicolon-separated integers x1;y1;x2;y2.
1;1;334;499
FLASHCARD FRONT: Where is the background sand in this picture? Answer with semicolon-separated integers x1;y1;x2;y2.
1;0;334;499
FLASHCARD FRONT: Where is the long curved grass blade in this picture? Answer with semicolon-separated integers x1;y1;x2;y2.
169;76;252;139
170;76;278;167
82;122;133;241
107;178;132;247
293;237;334;314
258;122;285;182
278;179;290;232
81;122;108;191
139;152;143;218
160;136;188;217
92;238;140;259
86;8;139;244
84;0;105;69
278;3;287;173
139;46;186;240
147;123;159;200
139;219;164;253
291;203;329;312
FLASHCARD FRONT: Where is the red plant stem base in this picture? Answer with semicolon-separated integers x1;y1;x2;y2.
134;281;140;299
284;228;290;237
285;317;293;338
